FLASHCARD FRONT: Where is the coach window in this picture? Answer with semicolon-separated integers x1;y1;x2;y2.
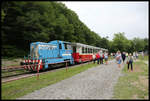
82;47;84;53
85;48;87;53
87;48;88;53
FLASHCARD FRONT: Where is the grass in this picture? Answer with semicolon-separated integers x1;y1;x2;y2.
108;56;115;60
2;62;99;100
113;55;149;99
138;54;148;62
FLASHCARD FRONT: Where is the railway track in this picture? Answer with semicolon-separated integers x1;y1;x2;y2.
2;65;24;70
2;61;92;83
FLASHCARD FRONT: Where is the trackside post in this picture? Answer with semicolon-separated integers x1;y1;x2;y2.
37;66;39;80
66;61;68;72
37;59;40;80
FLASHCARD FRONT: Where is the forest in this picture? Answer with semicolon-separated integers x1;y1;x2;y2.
1;1;148;58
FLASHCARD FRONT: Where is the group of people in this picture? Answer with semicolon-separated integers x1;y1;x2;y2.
93;50;109;65
115;51;134;72
92;50;140;72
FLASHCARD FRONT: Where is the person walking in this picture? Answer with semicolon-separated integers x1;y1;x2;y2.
141;51;144;59
104;51;108;65
121;52;126;63
127;53;134;72
99;50;104;64
133;52;136;61
136;51;139;59
115;51;122;68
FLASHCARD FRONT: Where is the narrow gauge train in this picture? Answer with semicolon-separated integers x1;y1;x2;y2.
21;40;108;71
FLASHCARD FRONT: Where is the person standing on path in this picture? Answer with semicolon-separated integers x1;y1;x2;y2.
93;53;96;64
111;53;113;59
104;51;109;65
96;52;100;64
126;52;128;58
126;53;134;72
121;52;126;63
99;50;104;64
133;52;136;61
115;51;122;68
141;51;144;59
136;51;139;59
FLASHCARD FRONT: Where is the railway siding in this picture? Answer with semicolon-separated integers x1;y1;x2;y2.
19;60;124;99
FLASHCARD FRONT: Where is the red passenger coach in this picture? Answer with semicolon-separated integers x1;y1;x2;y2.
71;43;101;63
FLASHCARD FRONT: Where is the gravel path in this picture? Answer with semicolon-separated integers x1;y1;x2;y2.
18;59;125;99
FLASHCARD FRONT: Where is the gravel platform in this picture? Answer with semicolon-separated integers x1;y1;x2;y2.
18;59;125;99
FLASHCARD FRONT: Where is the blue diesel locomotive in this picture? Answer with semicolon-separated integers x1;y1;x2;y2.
21;40;74;71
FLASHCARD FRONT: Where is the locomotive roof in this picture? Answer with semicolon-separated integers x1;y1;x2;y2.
49;40;71;44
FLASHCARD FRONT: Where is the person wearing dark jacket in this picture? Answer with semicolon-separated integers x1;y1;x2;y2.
96;52;100;64
121;52;126;63
99;50;104;64
127;53;134;72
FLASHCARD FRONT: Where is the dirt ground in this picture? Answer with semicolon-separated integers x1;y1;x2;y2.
132;64;144;72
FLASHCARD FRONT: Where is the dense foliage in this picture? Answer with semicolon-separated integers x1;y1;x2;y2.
1;1;148;58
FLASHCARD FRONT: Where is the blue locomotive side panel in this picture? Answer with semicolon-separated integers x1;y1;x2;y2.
30;40;74;70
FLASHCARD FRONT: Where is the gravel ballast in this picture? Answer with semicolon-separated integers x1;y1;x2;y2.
18;59;125;99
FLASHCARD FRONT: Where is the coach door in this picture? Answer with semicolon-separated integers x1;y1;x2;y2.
73;46;76;53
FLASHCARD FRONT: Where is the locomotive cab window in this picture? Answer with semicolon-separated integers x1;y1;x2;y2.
59;43;62;49
64;43;67;49
64;43;72;50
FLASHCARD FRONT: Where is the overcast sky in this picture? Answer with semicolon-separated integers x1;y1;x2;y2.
61;1;148;40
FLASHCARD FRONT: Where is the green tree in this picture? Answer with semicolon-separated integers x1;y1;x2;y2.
131;37;145;52
112;32;130;52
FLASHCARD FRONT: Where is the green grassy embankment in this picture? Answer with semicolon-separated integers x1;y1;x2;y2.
2;62;99;99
